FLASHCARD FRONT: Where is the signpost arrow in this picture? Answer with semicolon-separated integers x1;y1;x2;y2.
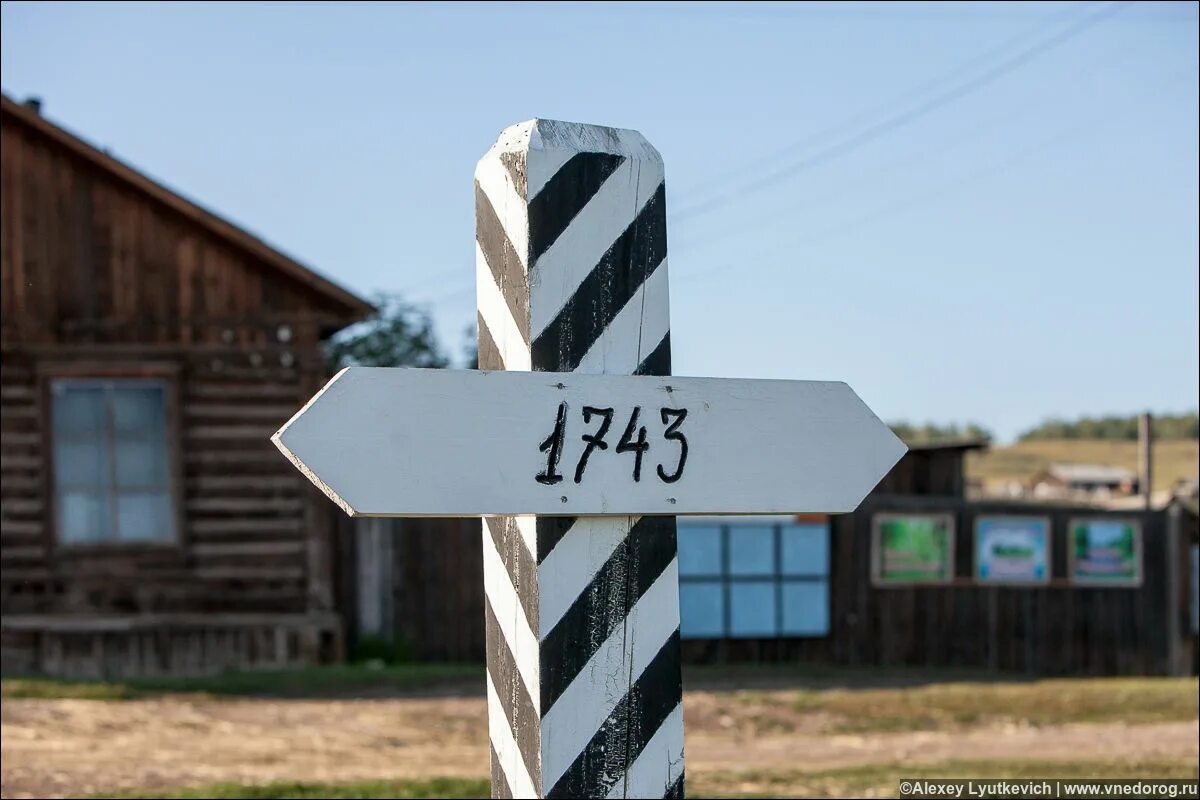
273;366;905;517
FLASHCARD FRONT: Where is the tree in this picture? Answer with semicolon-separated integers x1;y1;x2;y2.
888;421;993;444
324;293;449;371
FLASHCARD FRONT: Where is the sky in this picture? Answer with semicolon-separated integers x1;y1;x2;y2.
2;1;1196;442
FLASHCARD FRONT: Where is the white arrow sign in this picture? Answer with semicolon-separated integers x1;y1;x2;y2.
272;366;906;517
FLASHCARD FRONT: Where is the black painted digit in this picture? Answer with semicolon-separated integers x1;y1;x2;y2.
536;401;568;485
656;407;689;484
616;406;650;481
574;406;614;484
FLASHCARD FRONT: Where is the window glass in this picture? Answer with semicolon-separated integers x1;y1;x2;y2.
781;523;829;576
728;581;775;637
52;385;106;436
117;492;172;542
115;438;168;487
52;380;174;544
113;386;166;436
678;524;722;577
54;438;108;489
679;581;724;637
781;581;830;636
57;491;112;544
728;525;774;576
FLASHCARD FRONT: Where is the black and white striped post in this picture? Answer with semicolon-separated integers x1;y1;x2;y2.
272;116;906;800
475;119;685;799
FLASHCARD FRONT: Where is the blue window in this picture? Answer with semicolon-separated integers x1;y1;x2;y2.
677;519;831;639
51;379;176;545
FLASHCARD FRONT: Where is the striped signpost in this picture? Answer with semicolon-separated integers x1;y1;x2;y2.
273;118;906;799
482;119;675;800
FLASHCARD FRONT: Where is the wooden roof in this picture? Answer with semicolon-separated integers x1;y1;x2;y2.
1;94;374;320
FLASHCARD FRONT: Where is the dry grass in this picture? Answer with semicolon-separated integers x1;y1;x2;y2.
95;759;1200;799
967;439;1198;493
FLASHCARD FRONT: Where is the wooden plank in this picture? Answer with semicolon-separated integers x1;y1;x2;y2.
187;382;301;400
186;497;304;514
0;455;41;472
275;367;906;517
187;475;300;492
0;385;34;401
0;497;43;515
188;518;304;536
191;541;306;558
0;545;45;561
186;424;276;441
184;403;297;420
195;566;305;581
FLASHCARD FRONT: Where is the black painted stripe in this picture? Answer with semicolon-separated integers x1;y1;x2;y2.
486;517;539;636
546;630;683;799
475;181;530;343
664;770;685;798
535;517;576;565
484;597;542;790
528;152;625;263
477;313;503;371
489;742;513;799
540;516;678;711
634;331;672;377
530;181;667;372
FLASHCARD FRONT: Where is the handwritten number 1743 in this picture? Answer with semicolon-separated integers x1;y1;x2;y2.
536;403;688;485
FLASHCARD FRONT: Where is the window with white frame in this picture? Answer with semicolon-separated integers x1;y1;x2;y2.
50;379;175;544
677;519;830;639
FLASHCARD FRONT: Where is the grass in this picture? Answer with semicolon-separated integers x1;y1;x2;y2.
98;777;490;799
1;663;484;701
94;760;1200;799
735;676;1199;734
967;438;1198;493
692;759;1200;798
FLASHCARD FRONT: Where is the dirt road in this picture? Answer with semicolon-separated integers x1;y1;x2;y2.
3;690;1197;798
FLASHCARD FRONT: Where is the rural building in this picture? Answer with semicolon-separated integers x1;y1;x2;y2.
1030;462;1139;500
347;439;1198;676
0;95;373;677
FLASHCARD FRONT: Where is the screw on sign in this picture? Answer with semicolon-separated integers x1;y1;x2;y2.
273;119;907;799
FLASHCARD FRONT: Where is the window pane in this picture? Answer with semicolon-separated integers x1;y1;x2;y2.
53;385;106;436
678;524;722;577
57;491;112;543
728;580;776;637
54;438;108;489
679;581;724;638
116;492;173;542
781;523;829;577
781;581;829;636
728;525;774;576
115;438;168;487
113;386;166;436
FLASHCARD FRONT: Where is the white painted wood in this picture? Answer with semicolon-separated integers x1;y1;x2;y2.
540;559;680;792
272;366;906;517
486;671;538;799
482;529;541;710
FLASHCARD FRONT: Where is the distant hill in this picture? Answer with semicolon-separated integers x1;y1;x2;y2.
967;438;1199;494
1018;412;1198;442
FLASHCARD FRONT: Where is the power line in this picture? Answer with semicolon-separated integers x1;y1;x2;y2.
673;63;1194;290
670;0;1132;224
676;1;1102;202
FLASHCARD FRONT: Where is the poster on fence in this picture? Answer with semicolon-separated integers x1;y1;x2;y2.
975;516;1050;584
872;513;955;585
1069;518;1142;586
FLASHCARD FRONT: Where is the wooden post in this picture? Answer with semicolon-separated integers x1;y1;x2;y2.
1138;412;1153;510
475;120;685;799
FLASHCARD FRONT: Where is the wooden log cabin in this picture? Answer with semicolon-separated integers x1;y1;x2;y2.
0;95;374;677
